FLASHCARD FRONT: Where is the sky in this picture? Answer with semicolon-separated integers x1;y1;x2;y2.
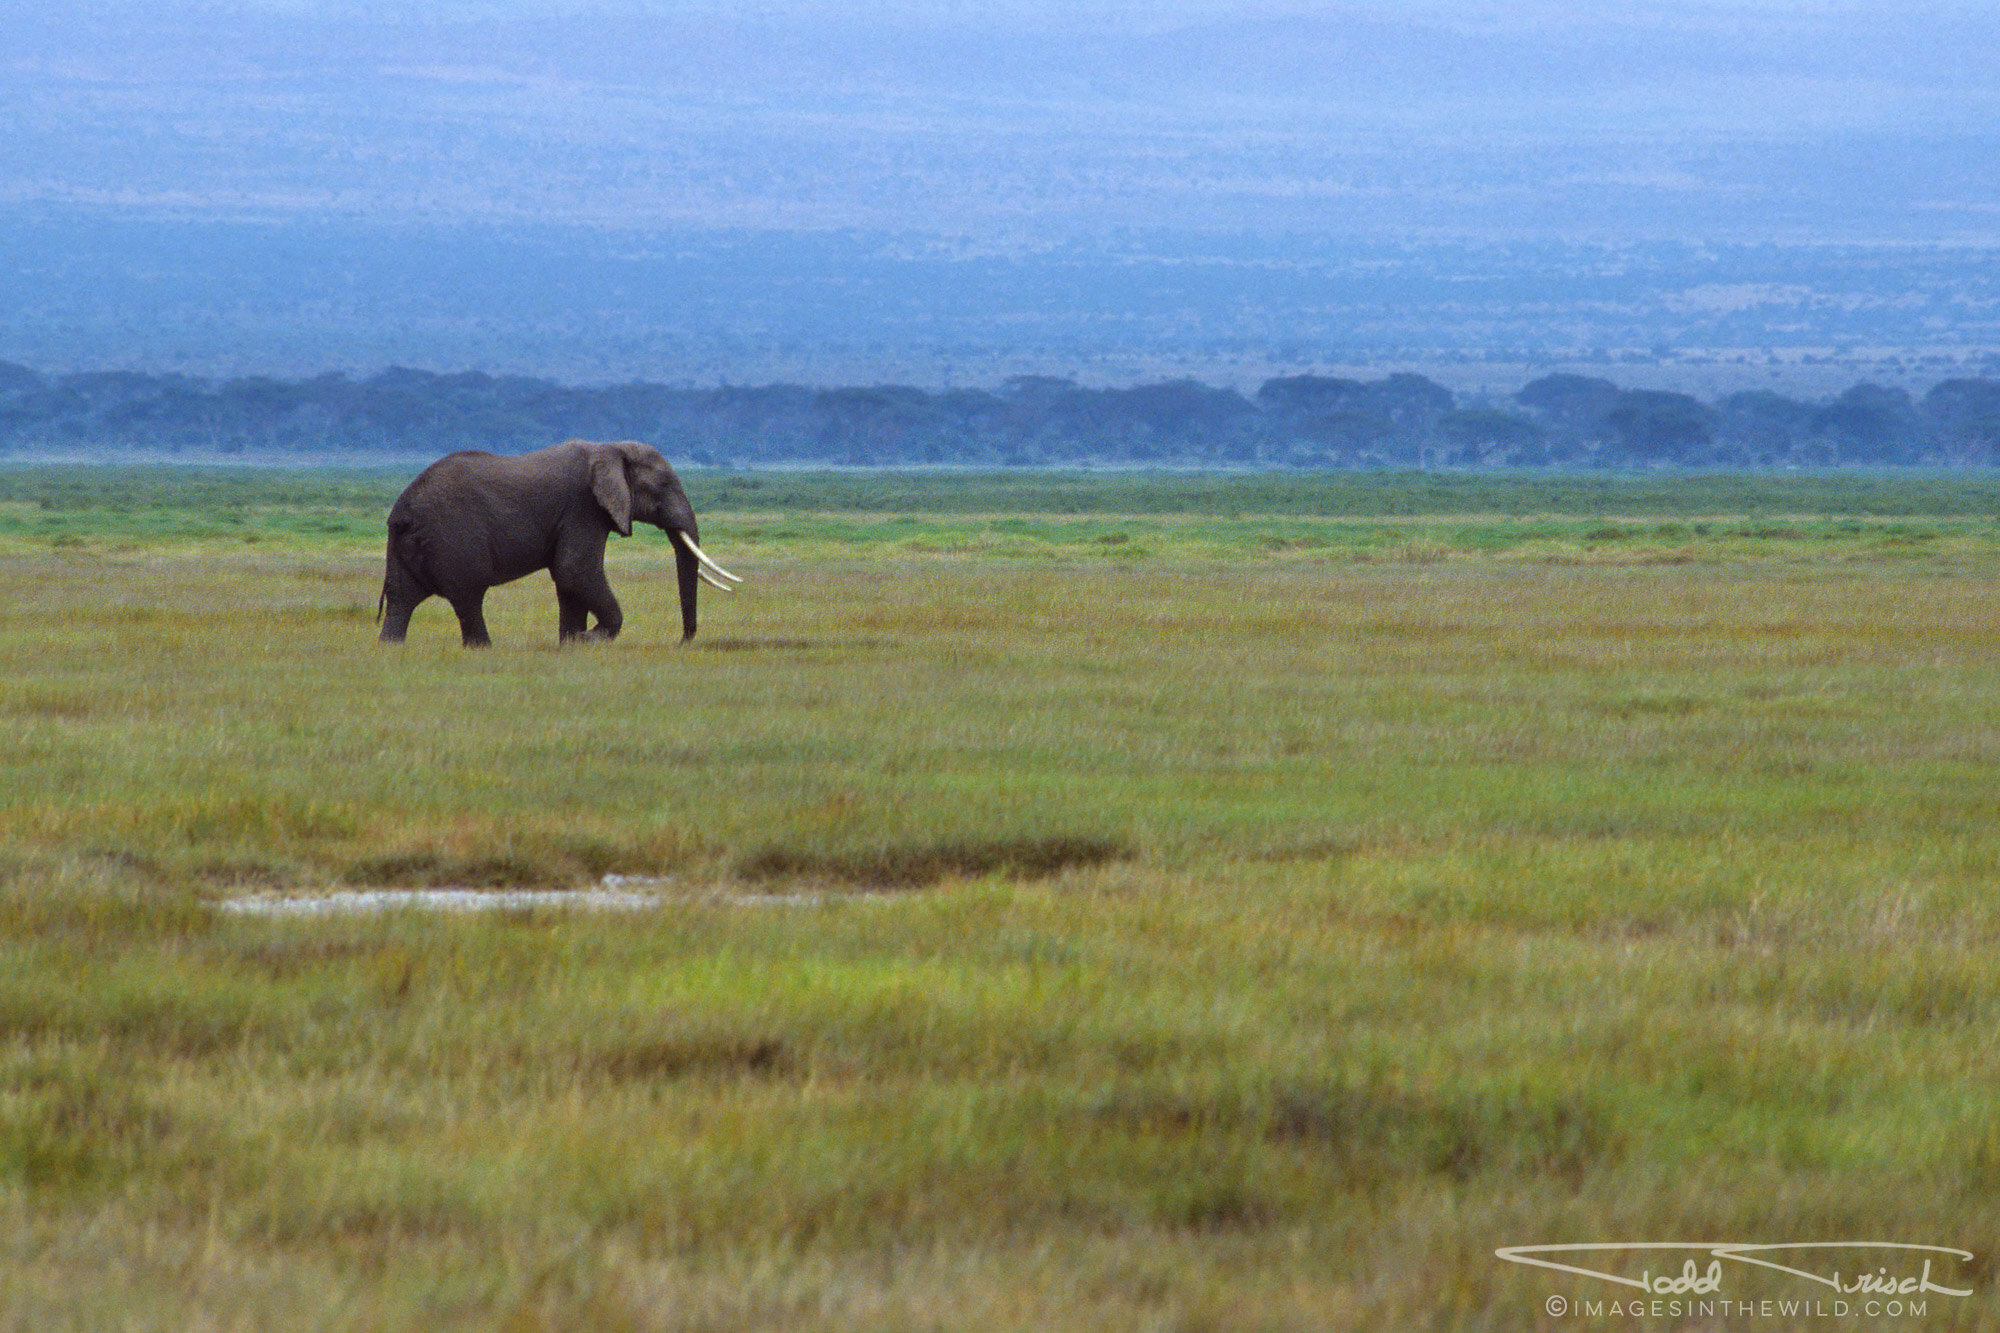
4;0;1997;381
10;0;1998;239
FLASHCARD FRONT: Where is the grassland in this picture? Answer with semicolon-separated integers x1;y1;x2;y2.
2;466;1998;1330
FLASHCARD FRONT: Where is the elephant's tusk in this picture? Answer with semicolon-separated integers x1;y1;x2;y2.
696;568;733;592
676;532;743;582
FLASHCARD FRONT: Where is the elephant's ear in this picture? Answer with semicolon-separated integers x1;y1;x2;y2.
590;446;634;537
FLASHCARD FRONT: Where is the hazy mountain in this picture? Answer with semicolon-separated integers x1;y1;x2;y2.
5;0;1996;383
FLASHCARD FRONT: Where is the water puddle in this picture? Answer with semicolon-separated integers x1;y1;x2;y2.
216;876;845;916
216;887;665;916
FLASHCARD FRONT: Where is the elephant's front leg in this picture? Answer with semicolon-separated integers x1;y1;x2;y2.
448;593;493;648
556;589;593;641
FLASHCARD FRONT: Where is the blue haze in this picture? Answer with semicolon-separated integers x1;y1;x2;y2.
4;0;1998;389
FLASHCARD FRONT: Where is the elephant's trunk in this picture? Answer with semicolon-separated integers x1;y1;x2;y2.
673;534;699;642
668;527;739;643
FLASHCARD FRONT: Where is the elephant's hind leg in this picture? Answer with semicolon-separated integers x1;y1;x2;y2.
379;595;423;643
378;564;428;643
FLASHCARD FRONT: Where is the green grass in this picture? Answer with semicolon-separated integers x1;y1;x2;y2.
2;467;1998;1329
9;463;2000;569
691;467;2000;519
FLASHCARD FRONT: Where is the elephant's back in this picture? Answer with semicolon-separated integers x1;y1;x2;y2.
399;446;584;502
396;449;503;495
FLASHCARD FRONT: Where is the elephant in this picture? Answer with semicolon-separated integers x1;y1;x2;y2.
377;439;740;647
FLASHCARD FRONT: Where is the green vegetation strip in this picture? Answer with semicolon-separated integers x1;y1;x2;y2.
9;463;2000;518
6;466;2000;566
694;467;2000;518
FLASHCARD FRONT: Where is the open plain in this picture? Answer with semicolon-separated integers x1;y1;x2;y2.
1;468;1998;1330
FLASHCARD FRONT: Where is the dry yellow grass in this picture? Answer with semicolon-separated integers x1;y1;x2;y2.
1;471;1997;1329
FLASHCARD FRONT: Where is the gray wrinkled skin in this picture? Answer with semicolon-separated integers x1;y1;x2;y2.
378;439;703;647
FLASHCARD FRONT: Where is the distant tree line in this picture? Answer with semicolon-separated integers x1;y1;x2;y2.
2;360;1998;469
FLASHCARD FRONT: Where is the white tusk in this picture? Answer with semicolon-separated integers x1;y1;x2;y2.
676;531;742;582
696;568;733;592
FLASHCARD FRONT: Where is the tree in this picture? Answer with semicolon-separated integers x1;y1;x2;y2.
992;377;1103;461
812;386;965;464
1603;391;1714;465
1257;374;1454;466
1371;373;1454;432
1103;380;1256;461
1810;384;1918;464
1255;375;1370;417
1438;409;1546;466
1717;390;1817;464
1922;378;2000;466
1514;374;1623;441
